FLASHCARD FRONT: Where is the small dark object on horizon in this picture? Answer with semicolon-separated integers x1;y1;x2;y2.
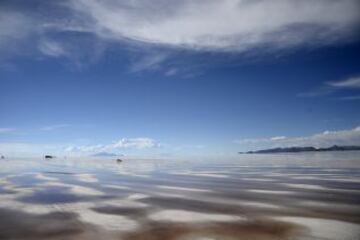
0;155;4;159
116;159;123;163
45;155;55;159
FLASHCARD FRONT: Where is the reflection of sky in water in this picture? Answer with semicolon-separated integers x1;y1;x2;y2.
19;187;87;204
0;153;360;240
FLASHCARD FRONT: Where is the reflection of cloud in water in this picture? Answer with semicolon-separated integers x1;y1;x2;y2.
274;217;360;240
102;199;149;208
69;185;104;196
157;185;212;192
240;177;275;182
170;171;229;178
0;194;53;214
35;173;58;181
323;177;360;183
282;183;327;190
149;209;244;223
127;193;149;200
104;184;130;190
77;208;139;231
247;189;295;195
290;176;324;180
75;173;98;183
236;200;281;209
297;200;359;211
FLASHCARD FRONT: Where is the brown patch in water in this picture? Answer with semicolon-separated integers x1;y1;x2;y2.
122;220;305;240
0;208;82;239
139;195;360;224
140;197;247;215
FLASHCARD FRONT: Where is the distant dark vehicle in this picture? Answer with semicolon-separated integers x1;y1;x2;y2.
116;159;123;163
0;155;5;159
45;155;55;159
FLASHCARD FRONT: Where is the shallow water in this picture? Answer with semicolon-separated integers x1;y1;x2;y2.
0;153;360;240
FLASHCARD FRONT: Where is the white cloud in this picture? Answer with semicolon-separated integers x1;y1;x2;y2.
165;68;178;77
38;40;67;57
1;0;359;72
0;6;104;67
40;124;70;131
65;137;160;154
110;138;159;149
0;11;32;50
299;75;360;98
130;52;168;72
339;95;360;101
234;126;360;149
327;77;360;89
0;128;15;134
270;136;286;141
66;0;360;51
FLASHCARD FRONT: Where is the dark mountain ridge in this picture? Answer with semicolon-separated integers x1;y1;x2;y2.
239;145;360;154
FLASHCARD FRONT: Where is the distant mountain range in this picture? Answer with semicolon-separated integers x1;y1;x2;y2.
239;145;360;154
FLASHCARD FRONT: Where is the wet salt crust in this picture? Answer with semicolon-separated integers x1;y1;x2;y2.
0;156;359;240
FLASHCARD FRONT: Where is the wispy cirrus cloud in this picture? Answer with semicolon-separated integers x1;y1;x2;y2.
0;9;36;63
339;95;360;101
40;124;71;131
0;128;16;134
0;11;32;49
130;52;169;72
234;126;360;150
38;39;67;58
299;76;360;99
327;76;360;89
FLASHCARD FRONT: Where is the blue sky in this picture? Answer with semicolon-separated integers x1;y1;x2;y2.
0;0;360;157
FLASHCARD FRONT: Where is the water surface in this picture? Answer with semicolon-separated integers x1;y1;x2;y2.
0;153;360;240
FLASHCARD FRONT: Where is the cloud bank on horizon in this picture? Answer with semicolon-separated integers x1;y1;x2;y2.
0;137;161;157
1;127;360;157
235;126;360;150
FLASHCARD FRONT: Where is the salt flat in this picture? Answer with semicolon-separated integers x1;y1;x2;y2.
0;154;359;240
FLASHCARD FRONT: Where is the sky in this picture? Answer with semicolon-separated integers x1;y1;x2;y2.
0;0;360;158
